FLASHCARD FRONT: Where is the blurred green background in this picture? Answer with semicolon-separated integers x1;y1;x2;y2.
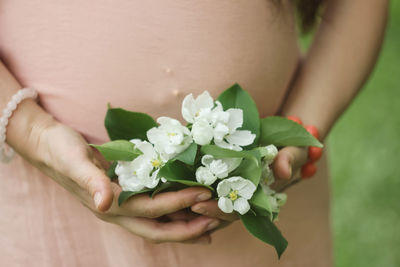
309;2;400;267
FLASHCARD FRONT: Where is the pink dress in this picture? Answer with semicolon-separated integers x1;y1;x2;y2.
0;1;332;266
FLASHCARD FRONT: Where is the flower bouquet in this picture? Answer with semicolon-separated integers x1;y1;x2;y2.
91;83;322;258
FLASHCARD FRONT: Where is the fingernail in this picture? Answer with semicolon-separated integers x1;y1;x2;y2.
196;192;211;202
206;220;220;231
192;206;206;214
94;192;102;209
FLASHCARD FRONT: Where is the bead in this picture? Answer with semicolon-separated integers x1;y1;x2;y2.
308;146;323;162
287;115;303;125
0;88;38;163
4;109;12;118
305;125;320;140
301;162;317;179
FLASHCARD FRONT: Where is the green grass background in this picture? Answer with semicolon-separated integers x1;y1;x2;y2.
311;2;400;267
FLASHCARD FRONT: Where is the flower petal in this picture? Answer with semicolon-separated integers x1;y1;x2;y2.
201;154;214;167
213;123;229;142
226;130;256;147
216;179;232;197
214;139;236;150
226;108;243;132
157;116;181;127
228;176;256;199
135;141;157;159
233;197;250;215
129;139;142;145
209;159;229;179
218;197;234;213
195;91;214;111
182;93;196;123
196;166;217;185
264;144;278;162
118;175;146;192
192;119;213;145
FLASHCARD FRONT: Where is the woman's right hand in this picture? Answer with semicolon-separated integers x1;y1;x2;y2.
6;99;219;244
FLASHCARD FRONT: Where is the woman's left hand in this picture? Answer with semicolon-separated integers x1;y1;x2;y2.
190;146;308;232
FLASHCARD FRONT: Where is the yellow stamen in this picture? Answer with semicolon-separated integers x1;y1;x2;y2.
151;159;162;168
229;190;238;201
168;132;177;137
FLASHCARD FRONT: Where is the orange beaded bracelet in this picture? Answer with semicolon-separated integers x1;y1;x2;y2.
286;115;323;179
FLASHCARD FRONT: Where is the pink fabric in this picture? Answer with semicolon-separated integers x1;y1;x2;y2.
0;1;332;266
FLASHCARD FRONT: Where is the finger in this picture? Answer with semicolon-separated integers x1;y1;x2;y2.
182;233;212;245
69;160;114;212
206;220;233;235
191;200;239;222
113;215;220;243
165;209;200;221
111;187;212;218
271;146;308;180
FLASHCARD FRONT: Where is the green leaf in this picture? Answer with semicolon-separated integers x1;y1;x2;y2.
201;145;259;167
158;161;214;192
106;161;118;179
118;189;152;206
90;140;142;161
158;160;193;180
240;213;288;259
233;150;262;186
173;142;198;165
166;179;215;192
217;83;260;148
105;108;157;141
150;182;174;198
260;116;323;148
249;186;275;217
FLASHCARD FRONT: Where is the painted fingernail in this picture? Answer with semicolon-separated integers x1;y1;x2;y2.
196;192;211;202
206;220;220;231
94;192;102;209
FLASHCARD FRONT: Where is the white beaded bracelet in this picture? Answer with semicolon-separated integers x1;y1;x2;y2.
0;88;38;163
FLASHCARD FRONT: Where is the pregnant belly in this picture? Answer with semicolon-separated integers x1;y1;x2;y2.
0;0;300;143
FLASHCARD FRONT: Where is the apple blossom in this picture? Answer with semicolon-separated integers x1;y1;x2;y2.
217;176;256;215
147;117;192;160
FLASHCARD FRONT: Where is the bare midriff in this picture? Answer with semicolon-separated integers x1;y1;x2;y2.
0;0;300;143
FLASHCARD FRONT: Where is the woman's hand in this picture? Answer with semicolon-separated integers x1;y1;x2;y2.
190;146;308;228
7;100;220;244
270;146;308;191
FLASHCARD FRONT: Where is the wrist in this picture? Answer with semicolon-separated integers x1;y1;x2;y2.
6;98;57;162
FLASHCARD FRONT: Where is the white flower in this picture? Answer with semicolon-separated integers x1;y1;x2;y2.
261;144;278;164
191;117;214;145
181;91;255;149
259;159;287;214
115;141;164;192
195;155;242;185
213;108;256;151
217;176;256;215
260;164;275;195
147;117;192;160
181;91;214;123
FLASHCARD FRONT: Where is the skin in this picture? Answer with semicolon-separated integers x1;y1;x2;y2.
0;0;388;245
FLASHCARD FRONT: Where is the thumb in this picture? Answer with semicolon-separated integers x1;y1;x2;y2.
272;146;308;180
72;160;114;212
